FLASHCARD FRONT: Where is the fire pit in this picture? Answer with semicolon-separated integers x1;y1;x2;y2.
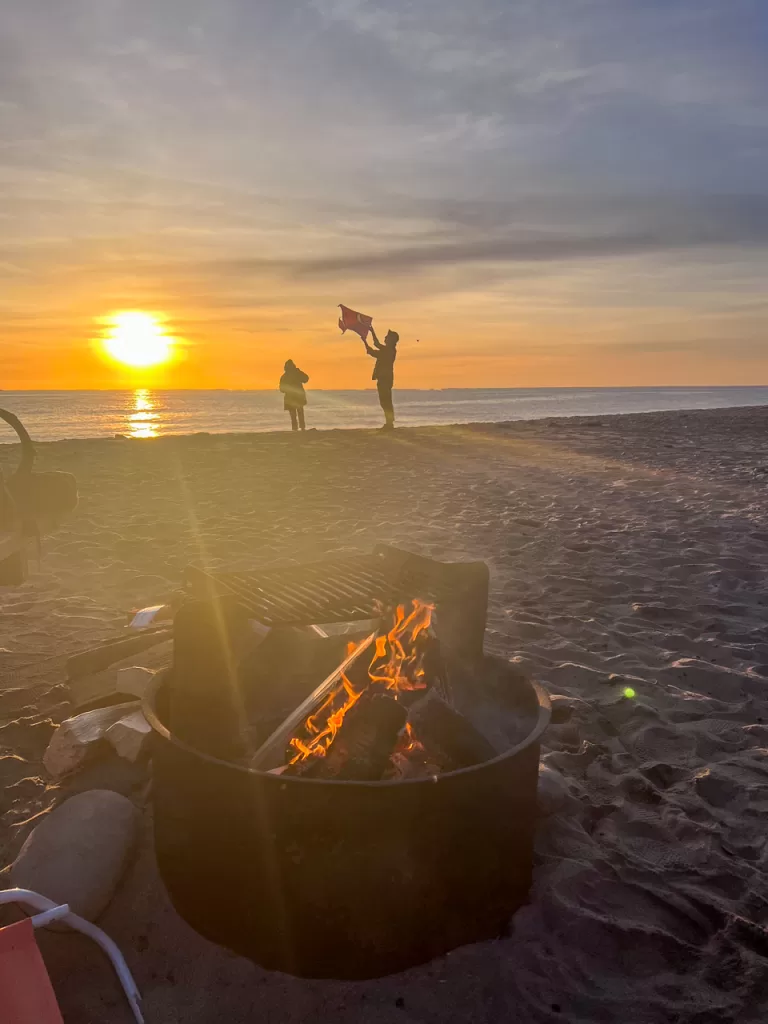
144;550;550;979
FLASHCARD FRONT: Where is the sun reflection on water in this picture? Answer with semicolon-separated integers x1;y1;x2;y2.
128;389;159;438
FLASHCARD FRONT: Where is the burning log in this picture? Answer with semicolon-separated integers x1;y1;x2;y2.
407;690;497;772
255;599;457;779
386;723;442;780
249;633;376;770
287;692;407;781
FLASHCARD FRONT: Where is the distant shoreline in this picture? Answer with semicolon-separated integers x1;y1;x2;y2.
3;401;765;448
2;384;768;393
3;387;767;443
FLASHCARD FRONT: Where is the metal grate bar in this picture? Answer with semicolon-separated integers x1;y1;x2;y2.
186;550;471;628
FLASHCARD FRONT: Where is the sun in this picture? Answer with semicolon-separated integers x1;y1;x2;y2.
102;311;173;368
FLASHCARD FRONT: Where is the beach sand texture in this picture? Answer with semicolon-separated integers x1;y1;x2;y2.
1;405;768;1023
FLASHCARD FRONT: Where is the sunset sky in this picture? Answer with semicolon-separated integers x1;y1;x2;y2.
2;0;767;389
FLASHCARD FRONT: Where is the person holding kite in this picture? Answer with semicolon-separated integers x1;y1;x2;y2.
364;325;399;431
338;304;399;431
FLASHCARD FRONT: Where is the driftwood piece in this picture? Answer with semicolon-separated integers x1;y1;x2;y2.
407;690;497;771
43;701;140;777
66;629;171;682
116;665;158;699
288;693;408;781
105;710;152;763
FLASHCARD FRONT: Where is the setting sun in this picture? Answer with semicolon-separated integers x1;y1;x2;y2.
102;311;172;368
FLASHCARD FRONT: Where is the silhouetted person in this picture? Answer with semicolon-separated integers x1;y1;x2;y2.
279;359;309;431
363;326;398;430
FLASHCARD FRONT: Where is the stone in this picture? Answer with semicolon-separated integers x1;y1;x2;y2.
11;789;140;920
105;711;152;762
42;702;139;777
115;665;158;699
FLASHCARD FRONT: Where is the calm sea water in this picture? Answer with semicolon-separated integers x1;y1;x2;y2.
1;388;767;442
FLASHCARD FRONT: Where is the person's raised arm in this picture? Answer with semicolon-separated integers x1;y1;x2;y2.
362;337;377;357
369;325;383;349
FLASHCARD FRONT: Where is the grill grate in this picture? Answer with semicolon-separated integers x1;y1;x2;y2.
185;551;404;626
184;546;490;660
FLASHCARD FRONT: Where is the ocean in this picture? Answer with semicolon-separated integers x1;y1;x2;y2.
1;387;767;442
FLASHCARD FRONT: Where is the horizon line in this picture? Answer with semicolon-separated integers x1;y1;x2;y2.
2;384;768;394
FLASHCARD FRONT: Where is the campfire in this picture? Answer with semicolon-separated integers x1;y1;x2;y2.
255;599;496;780
149;548;551;979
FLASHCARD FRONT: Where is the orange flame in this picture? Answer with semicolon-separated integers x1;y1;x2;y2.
367;600;434;693
288;600;434;765
288;672;361;764
399;722;424;754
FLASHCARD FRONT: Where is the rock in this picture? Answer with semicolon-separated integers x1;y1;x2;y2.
11;790;140;920
105;710;152;762
116;665;158;699
43;702;139;777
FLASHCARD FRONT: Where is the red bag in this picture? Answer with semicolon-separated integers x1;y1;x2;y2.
338;305;373;341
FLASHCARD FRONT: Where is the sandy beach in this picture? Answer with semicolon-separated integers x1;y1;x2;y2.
2;404;768;1023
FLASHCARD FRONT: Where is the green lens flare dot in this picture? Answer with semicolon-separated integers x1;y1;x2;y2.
623;687;636;699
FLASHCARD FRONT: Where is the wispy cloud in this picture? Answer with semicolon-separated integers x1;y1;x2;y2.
1;0;767;386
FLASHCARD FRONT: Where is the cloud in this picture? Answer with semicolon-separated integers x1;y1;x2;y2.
187;194;768;278
1;0;767;385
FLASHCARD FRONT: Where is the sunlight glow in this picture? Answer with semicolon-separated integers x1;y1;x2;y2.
103;311;172;368
127;389;159;438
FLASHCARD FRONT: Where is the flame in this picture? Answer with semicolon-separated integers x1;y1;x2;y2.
287;600;434;766
288;672;361;764
400;722;424;754
367;600;434;693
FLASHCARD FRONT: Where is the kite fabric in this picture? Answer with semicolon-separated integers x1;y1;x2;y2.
338;304;373;341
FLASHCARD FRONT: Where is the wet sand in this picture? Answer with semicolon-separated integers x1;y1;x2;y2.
2;405;768;1023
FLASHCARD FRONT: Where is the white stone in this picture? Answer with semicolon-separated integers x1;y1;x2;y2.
116;665;158;699
43;702;139;777
105;711;152;763
11;790;140;921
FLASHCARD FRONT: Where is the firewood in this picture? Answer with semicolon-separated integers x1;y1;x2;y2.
386;748;441;780
43;702;140;777
66;629;171;681
407;690;496;771
288;692;407;781
249;632;376;770
105;710;152;763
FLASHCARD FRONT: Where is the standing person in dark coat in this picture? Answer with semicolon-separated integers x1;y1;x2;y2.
363;326;398;430
279;359;309;431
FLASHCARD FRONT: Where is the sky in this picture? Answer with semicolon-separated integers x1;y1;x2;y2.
2;0;767;389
